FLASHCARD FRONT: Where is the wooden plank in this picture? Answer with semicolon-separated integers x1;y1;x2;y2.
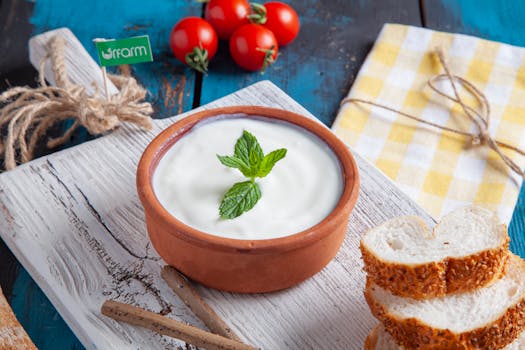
422;0;525;264
0;2;201;348
200;0;422;126
0;81;434;349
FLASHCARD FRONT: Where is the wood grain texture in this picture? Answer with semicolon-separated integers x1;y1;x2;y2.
2;1;524;348
161;266;242;342
200;0;422;126
0;81;434;349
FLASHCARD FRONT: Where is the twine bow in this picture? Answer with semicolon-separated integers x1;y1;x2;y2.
0;36;153;171
341;49;525;179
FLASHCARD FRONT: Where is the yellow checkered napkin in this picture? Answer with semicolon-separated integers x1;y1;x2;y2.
333;23;525;223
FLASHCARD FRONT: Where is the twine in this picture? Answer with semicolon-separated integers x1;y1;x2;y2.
0;35;153;171
341;49;525;179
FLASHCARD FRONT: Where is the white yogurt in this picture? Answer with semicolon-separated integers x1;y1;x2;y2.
153;116;343;240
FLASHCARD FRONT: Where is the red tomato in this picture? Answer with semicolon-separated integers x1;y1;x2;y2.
229;24;279;72
205;0;250;40
261;2;300;46
169;17;218;73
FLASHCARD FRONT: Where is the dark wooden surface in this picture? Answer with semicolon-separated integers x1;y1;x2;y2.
1;0;524;348
0;0;35;90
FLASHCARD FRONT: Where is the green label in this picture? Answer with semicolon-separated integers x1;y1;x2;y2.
95;35;153;66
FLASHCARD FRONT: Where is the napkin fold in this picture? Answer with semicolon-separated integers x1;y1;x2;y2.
333;23;525;223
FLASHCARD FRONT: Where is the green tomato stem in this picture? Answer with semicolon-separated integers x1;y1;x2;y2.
185;47;209;74
248;3;267;24
256;45;277;73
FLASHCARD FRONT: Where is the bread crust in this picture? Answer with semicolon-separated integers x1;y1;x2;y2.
361;225;510;299
364;325;379;350
0;285;37;350
364;271;525;350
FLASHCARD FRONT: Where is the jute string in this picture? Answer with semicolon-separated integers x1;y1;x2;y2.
341;49;525;179
0;35;153;171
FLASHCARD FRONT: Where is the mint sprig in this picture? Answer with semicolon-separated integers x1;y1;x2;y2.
217;130;287;219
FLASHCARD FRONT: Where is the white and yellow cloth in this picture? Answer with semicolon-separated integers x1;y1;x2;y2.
333;24;525;223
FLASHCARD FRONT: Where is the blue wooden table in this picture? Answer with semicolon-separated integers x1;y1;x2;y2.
1;0;525;348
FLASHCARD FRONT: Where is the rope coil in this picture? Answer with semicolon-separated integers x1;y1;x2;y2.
0;35;153;171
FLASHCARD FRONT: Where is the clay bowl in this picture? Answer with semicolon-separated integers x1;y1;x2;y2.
136;106;359;293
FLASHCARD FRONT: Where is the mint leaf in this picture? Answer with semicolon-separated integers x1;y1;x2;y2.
234;130;264;169
217;130;287;219
219;181;262;219
257;148;287;177
216;155;251;175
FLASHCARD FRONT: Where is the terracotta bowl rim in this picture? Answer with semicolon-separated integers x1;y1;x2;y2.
136;106;359;254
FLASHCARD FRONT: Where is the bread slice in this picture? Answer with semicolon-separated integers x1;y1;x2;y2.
364;324;525;350
361;206;509;299
0;285;37;350
365;254;525;349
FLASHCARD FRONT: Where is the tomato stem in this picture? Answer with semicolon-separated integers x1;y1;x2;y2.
248;3;267;24
255;45;277;73
185;47;209;74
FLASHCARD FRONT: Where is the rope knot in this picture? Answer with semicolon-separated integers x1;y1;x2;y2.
341;48;525;180
467;131;490;148
479;130;491;144
75;96;119;134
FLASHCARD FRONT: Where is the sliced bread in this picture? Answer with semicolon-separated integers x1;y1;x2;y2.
0;285;37;350
365;253;525;350
361;206;509;299
364;324;525;350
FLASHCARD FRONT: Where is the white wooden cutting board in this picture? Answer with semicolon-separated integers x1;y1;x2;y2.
0;81;434;350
